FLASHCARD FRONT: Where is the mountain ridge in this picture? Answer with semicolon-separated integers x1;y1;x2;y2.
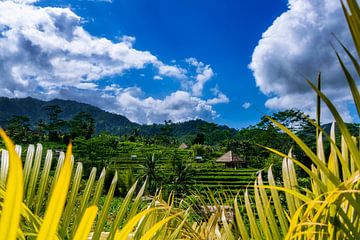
0;97;237;142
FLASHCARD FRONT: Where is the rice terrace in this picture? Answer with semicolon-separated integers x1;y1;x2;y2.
0;0;360;239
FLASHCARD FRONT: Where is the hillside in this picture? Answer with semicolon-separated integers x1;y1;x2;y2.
0;97;237;144
141;119;237;145
0;97;139;135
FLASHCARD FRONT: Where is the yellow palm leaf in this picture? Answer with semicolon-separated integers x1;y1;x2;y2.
0;129;24;240
73;206;98;240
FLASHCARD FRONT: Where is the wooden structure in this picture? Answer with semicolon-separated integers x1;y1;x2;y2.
179;143;189;149
216;151;245;168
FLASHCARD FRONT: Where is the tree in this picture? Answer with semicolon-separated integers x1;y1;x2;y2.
154;120;176;146
192;133;205;145
73;133;120;173
234;109;316;168
169;151;194;197
140;153;158;194
43;105;66;142
69;112;95;140
35;119;47;142
6;115;31;143
257;109;312;133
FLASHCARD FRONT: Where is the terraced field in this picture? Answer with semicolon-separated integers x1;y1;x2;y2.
96;146;259;194
191;167;259;193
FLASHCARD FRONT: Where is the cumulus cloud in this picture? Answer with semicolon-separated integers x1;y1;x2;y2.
249;0;356;122
186;57;214;96
0;0;229;124
153;75;163;80
0;1;150;92
0;1;187;95
206;86;229;105
242;102;251;109
156;62;187;79
113;88;217;124
93;85;218;123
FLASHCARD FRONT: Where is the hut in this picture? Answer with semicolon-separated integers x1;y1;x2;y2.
179;143;189;149
216;151;245;168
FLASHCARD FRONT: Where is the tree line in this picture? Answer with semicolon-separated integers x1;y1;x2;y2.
4;105;95;144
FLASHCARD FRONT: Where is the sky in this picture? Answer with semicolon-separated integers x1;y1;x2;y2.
0;0;357;128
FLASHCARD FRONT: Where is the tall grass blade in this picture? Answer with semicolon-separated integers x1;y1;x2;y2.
73;206;98;240
139;213;180;240
244;189;261;239
257;173;281;239
307;80;360;170
254;180;272;240
335;51;360;116
115;208;158;240
60;162;83;238
92;171;118;240
23;144;34;190
0;149;9;185
74;206;98;240
47;151;65;205
91;168;106;206
37;144;73;240
341;0;360;57
34;149;53;215
234;195;250;240
268;166;289;233
0;129;24;240
26;144;43;207
108;181;138;240
71;167;97;239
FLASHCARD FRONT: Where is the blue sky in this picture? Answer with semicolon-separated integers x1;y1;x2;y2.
0;0;356;128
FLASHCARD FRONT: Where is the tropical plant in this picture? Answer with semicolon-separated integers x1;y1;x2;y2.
140;153;159;195
0;131;198;239
211;0;360;239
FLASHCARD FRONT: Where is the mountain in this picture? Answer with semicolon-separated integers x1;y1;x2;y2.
0;97;237;144
0;97;139;134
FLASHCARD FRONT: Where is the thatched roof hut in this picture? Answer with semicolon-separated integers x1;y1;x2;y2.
216;151;245;167
179;143;189;149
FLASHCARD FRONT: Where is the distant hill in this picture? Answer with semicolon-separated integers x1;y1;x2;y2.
0;97;237;144
0;97;139;135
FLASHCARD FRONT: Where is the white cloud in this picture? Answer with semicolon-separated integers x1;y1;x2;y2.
249;0;356;122
34;84;222;124
0;1;229;124
207;86;229;105
119;35;136;47
186;57;214;96
153;75;163;80
0;1;185;95
11;0;37;4
156;62;187;79
242;102;251;109
109;88;218;124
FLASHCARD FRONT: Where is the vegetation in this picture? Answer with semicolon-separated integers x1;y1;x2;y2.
0;0;359;239
0;97;236;145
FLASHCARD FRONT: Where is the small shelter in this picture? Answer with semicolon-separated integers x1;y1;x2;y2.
179;143;189;149
216;151;245;168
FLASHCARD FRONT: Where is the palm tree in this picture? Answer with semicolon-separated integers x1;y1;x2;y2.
170;152;194;197
140;153;158;194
